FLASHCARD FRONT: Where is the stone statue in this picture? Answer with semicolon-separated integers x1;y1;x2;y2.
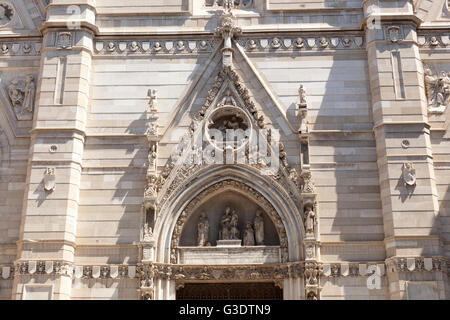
254;210;264;245
243;222;255;246
304;202;316;236
197;212;209;246
424;68;450;113
230;209;240;240
298;84;307;108
219;207;232;240
23;75;35;113
7;75;36;120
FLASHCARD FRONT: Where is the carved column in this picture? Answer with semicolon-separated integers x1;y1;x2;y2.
13;1;96;300
295;84;323;299
363;0;445;299
139;89;160;299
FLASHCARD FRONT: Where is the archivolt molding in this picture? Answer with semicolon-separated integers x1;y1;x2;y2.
169;178;290;264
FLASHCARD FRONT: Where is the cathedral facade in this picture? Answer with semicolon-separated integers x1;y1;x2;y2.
0;0;449;300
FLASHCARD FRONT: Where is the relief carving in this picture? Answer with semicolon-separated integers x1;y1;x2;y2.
0;3;13;27
7;75;36;120
424;68;449;113
402;162;416;187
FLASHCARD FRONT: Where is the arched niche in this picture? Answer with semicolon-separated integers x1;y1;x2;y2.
179;190;280;247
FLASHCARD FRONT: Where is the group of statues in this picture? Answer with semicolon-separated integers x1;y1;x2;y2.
197;207;265;246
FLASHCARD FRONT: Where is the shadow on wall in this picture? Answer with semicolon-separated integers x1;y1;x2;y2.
108;53;209;262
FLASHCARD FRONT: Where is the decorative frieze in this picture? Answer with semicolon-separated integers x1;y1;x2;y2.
4;257;446;281
321;263;386;277
386;257;446;273
237;36;365;51
0;41;41;56
94;39;218;55
418;34;450;48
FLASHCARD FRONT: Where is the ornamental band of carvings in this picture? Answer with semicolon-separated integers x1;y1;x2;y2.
95;40;218;55
93;36;365;56
417;35;450;47
0;42;41;55
169;179;290;264
2;257;447;280
237;36;364;51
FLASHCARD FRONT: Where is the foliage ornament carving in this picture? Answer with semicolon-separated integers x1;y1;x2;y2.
0;2;13;27
169;179;289;264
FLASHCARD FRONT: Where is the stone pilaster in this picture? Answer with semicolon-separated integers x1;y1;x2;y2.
13;1;96;300
363;0;446;299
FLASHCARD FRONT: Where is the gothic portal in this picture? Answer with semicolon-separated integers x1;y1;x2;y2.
0;0;449;300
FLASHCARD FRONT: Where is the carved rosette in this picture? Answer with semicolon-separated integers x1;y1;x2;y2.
169;179;289;264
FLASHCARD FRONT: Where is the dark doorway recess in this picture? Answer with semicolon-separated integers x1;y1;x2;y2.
176;282;283;300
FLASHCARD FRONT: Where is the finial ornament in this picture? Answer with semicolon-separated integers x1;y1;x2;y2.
215;7;242;67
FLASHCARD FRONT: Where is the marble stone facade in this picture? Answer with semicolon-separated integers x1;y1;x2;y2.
0;0;449;300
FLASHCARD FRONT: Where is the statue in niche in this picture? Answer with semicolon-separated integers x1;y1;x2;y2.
197;212;210;247
304;202;316;236
230;209;240;240
253;210;264;245
243;222;255;246
219;207;232;240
